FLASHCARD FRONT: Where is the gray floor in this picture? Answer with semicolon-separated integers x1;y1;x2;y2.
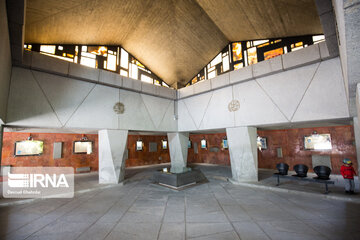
1;165;360;240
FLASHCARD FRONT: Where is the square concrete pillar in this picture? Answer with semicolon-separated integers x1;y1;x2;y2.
168;132;189;173
0;125;3;164
353;117;360;179
226;126;258;183
98;129;128;184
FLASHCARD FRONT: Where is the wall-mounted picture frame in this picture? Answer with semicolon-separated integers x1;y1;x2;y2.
136;140;143;151
222;139;228;149
73;141;93;154
188;140;192;148
304;133;332;150
14;140;44;157
200;139;207;149
257;137;267;150
161;140;168;150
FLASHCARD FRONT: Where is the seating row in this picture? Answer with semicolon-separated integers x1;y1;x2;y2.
276;163;331;180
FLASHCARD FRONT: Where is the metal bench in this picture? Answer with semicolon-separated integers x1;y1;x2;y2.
273;173;335;194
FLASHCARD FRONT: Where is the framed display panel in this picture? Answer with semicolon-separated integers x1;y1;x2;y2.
136;140;143;151
222;139;228;149
200;139;207;149
304;134;332;150
161;140;168;150
188;140;192;148
53;142;63;159
73;141;93;154
14;140;44;156
257;137;267;150
149;142;157;152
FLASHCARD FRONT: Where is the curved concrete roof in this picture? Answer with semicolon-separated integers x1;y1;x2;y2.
25;0;323;86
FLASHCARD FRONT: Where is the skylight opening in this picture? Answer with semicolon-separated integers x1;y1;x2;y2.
186;34;325;86
24;43;170;88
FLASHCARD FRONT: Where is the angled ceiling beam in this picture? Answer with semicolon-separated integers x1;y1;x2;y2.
6;0;26;64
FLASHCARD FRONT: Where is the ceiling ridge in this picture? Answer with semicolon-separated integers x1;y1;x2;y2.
191;0;229;43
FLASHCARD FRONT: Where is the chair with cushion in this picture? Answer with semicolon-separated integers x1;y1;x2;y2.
313;165;331;180
293;164;308;177
276;163;289;175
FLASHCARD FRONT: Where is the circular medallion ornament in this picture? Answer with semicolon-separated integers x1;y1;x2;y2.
113;102;125;114
228;99;240;112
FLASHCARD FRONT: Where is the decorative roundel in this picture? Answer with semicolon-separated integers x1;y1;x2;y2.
228;99;240;112
113;102;125;114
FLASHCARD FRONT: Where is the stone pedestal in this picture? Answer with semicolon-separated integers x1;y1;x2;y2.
153;168;207;189
167;132;189;173
98;129;128;184
226;127;258;182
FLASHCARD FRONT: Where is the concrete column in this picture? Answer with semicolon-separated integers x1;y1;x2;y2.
168;132;189;173
0;124;3;165
354;118;360;180
98;129;128;184
226;126;258;183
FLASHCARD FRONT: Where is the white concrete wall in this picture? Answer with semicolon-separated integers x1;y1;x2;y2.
6;43;349;132
0;0;12;124
6;67;177;132
178;57;349;131
178;42;331;99
23;51;177;100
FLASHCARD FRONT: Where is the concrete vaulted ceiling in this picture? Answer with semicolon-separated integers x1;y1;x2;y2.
25;0;322;87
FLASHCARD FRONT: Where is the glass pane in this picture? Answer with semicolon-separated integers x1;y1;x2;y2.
81;52;96;58
232;42;242;62
141;74;153;84
120;69;128;77
191;76;197;84
253;40;268;46
130;63;138;79
80;57;96;68
247;47;257;65
222;55;229;72
120;48;129;69
291;42;303;51
40;45;56;54
234;62;243;70
106;54;117;71
210;53;222;67
208;70;216;79
313;35;325;43
264;48;283;60
88;46;107;56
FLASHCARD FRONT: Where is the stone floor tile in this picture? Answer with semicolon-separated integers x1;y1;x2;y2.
232;221;270;240
105;222;161;240
188;230;240;240
158;223;185;240
76;221;116;240
186;222;233;239
257;220;328;240
186;211;229;223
